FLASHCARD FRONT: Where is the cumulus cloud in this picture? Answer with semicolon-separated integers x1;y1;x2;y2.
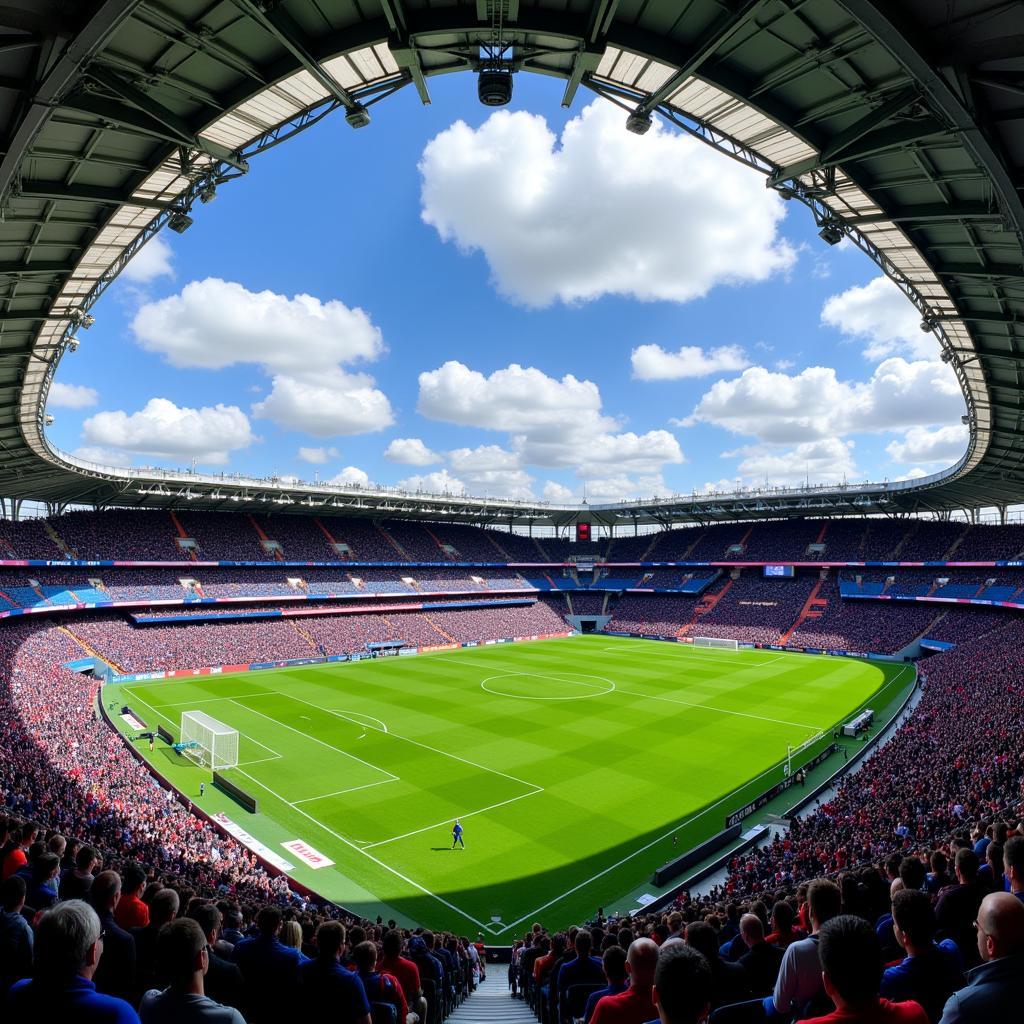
687;358;964;444
584;474;669;503
132;278;393;437
886;424;969;465
122;234;174;283
821;275;936;360
328;466;370;487
419;100;795;308
82;397;255;465
252;371;393;437
542;481;575;503
726;437;858;486
631;344;750;380
48;382;98;409
398;469;466;494
384;437;442;466
447;445;535;499
298;446;340;464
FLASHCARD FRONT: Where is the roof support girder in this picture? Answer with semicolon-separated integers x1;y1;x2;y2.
844;202;1006;226
15;180;168;209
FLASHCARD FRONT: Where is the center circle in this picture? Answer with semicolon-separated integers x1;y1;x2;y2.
480;672;616;701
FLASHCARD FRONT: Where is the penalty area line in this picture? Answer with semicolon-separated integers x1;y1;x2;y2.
292;778;398;805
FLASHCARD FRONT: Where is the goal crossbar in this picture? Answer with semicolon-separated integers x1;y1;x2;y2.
180;710;239;770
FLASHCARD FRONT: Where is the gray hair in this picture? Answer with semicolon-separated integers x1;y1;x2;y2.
35;900;101;976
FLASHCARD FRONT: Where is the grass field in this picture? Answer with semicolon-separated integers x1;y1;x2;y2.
104;635;911;934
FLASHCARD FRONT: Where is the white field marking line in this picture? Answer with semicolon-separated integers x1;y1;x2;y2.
235;755;283;768
233;766;492;931
599;646;784;668
336;710;389;733
292;778;399;805
122;688;283;760
361;788;545;850
252;690;542;794
228;698;398;783
143;693;272;707
480;671;615;701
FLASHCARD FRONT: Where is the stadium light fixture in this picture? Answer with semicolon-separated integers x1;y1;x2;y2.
941;349;954;363
68;308;95;329
345;103;371;128
478;67;513;106
625;110;653;135
198;180;217;204
67;336;79;352
168;210;194;234
44;414;54;426
920;317;938;333
817;220;844;246
961;414;970;425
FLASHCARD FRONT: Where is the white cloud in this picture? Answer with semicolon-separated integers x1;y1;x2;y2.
542;481;575;502
121;234;173;283
82;397;254;465
631;343;750;380
71;445;133;467
447;445;535;499
48;382;98;409
419;100;795;308
584;474;669;503
886;424;969;465
726;437;858;486
298;446;340;464
398;469;466;494
688;358;964;444
252;371;393;437
328;466;370;487
821;275;936;360
132;278;393;438
897;467;928;480
384;437;442;466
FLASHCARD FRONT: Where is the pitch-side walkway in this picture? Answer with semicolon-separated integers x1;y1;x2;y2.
448;969;532;1024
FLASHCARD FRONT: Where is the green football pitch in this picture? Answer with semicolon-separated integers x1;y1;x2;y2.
104;635;911;934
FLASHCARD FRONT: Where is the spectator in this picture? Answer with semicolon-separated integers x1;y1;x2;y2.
738;913;784;998
650;942;711;1024
379;928;427;1023
189;902;245;1012
938;891;1024;1022
765;901;805;950
27;850;60;910
766;878;842;1018
298;921;371;1024
232;905;304;1024
139;917;246;1023
936;850;984;967
2;820;37;880
133;887;179;1002
280;919;304;955
4;899;139;1023
881;890;964;1022
1003;835;1024;901
803;915;928;1024
590;937;659;1024
583;945;628;1023
685;922;749;1008
115;863;150;930
554;927;604;1021
89;870;136;1004
352;939;408;1023
60;843;99;901
0;874;32;992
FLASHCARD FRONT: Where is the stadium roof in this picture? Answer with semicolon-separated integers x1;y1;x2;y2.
0;0;1022;529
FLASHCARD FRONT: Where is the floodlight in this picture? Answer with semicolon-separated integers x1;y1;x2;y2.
776;185;797;200
68;336;79;352
818;220;844;245
44;414;54;426
625;110;652;135
920;317;937;333
198;181;216;204
941;349;954;363
68;308;95;329
168;211;194;233
345;103;371;128
478;68;513;106
961;414;970;425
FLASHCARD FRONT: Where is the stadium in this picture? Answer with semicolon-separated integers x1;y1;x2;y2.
2;2;1024;1024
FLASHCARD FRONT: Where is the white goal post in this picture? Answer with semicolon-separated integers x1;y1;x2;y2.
180;711;239;770
693;636;739;651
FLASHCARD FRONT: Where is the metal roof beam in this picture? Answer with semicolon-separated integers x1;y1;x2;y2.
561;0;619;106
15;180;169;209
939;263;1024;281
0;261;76;276
636;0;767;115
844;202;1005;226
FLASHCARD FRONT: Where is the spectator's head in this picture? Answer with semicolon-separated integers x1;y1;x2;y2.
574;930;593;957
88;870;120;916
75;844;98;873
157;917;209;989
740;913;765;948
806;878;842;932
625;937;659;990
280;920;302;950
353;940;379;973
652;943;711;1024
683;922;718;964
930;850;947;876
898;856;926;892
122;862;147;897
256;905;282;937
32;851;59;885
382;928;403;958
617;927;634;949
21;821;39;846
34;900;103;981
316;921;345;961
47;834;66;858
955;847;979;884
1;874;26;913
818;915;883;1011
987;842;1005;879
976;891;1024;963
151;888;180;928
602;945;627;985
891;890;935;954
188;902;221;945
770;901;795;933
1003;836;1024;893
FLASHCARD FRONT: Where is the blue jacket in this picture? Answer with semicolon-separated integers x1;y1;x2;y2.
232;933;304;1022
5;975;139;1024
939;952;1024;1023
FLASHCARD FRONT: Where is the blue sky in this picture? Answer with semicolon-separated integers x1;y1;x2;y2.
45;71;967;503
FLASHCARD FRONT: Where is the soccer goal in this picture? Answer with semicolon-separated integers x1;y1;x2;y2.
693;636;739;651
180;711;239;770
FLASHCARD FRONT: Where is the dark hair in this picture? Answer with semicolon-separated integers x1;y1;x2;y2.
317;921;346;958
653;943;711;1024
122;862;147;893
956;847;980;881
602;945;627;983
683;921;718;962
382;928;403;957
771;901;795;931
1004;836;1024;875
75;845;98;870
575;930;593;954
1;874;26;912
32;851;60;882
353;939;379;972
898;857;927;891
807;878;842;927
256;905;283;934
818;915;882;1004
157;918;207;986
188;902;221;939
891;890;935;946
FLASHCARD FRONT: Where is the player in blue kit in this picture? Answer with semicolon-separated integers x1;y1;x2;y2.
452;820;465;849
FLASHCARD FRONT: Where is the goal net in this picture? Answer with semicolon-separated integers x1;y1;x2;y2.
693;636;739;651
180;710;239;770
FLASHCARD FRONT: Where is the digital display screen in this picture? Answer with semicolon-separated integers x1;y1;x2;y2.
764;565;795;578
576;522;592;543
